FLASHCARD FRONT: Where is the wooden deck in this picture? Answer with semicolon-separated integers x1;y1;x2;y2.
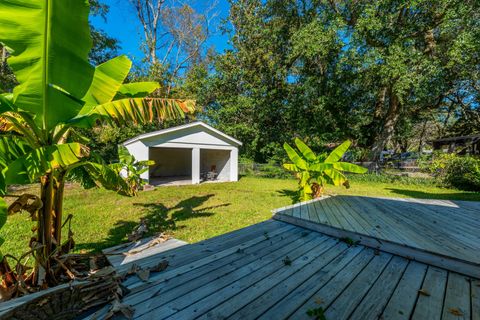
274;196;480;278
102;235;188;275
84;219;480;320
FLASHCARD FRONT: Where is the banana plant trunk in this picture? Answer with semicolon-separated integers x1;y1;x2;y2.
37;170;66;285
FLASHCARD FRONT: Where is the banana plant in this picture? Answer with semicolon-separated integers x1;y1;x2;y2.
110;146;155;196
0;0;195;286
283;139;367;201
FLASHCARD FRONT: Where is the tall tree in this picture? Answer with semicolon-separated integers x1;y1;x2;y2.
204;0;480;162
89;0;121;64
328;0;480;160
129;0;217;95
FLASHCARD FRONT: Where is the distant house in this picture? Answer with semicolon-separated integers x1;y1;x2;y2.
122;122;242;186
431;134;480;155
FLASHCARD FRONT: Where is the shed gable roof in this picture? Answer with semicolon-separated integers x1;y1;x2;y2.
122;121;242;147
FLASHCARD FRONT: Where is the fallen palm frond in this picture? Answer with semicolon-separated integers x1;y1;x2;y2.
0;261;125;319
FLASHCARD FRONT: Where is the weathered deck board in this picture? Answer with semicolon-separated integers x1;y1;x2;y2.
323;252;392;319
77;219;480;320
473;279;480;320
113;219;285;276
103;237;187;269
348;256;409;319
360;197;471;256
442;272;471;320
132;231;327;319
231;245;364;319
125;225;302;312
274;195;480;277
381;261;428;320
159;237;335;320
199;242;349;319
259;246;373;319
411;266;448;320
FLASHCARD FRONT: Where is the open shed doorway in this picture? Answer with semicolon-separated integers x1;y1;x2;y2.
149;147;192;186
200;149;231;182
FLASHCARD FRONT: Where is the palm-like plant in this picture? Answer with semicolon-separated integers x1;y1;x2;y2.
0;0;195;285
283;139;368;201
111;146;155;196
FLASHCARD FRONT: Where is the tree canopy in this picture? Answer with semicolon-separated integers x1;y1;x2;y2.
5;0;477;163
191;0;480;162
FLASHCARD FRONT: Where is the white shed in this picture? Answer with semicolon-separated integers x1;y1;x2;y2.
122;122;242;186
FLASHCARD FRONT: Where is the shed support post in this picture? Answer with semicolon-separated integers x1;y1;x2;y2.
230;148;238;181
192;147;201;184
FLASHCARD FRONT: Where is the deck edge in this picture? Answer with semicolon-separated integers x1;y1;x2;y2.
273;212;480;278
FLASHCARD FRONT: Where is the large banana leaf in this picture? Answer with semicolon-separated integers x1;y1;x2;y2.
69;98;196;128
283;142;308;170
4;143;87;184
82;55;132;107
299;171;310;187
118;145;135;165
0;136;31;169
0;94;14;114
309;163;332;172
82;162;132;196
0;0;94;130
117;82;161;98
294;138;317;162
325;140;351;163
283;163;299;172
333;162;368;173
0;136;31;194
324;168;348;186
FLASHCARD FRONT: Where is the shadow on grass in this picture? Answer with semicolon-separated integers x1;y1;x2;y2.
76;194;231;253
277;189;300;204
386;188;480;201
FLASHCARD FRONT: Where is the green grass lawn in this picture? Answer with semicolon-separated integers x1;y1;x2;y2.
2;176;479;258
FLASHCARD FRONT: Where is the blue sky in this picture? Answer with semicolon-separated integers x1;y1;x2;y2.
90;0;232;63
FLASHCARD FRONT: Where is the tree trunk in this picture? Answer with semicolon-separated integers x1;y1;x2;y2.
365;87;387;147
53;173;65;248
374;87;387;119
418;118;428;153
37;170;67;286
370;90;400;161
38;173;55;285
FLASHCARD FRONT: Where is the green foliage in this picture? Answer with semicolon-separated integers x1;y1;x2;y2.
78;123;158;164
340;237;360;247
2;176;479;260
199;0;480;161
88;0;120;65
0;1;120;93
4;143;86;185
348;173;436;187
239;161;293;179
111;146;154;195
426;154;480;191
0;0;194;282
283;139;367;201
306;307;326;320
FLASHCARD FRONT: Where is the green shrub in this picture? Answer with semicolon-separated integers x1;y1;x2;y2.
426;154;480;191
347;173;437;187
239;161;293;179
